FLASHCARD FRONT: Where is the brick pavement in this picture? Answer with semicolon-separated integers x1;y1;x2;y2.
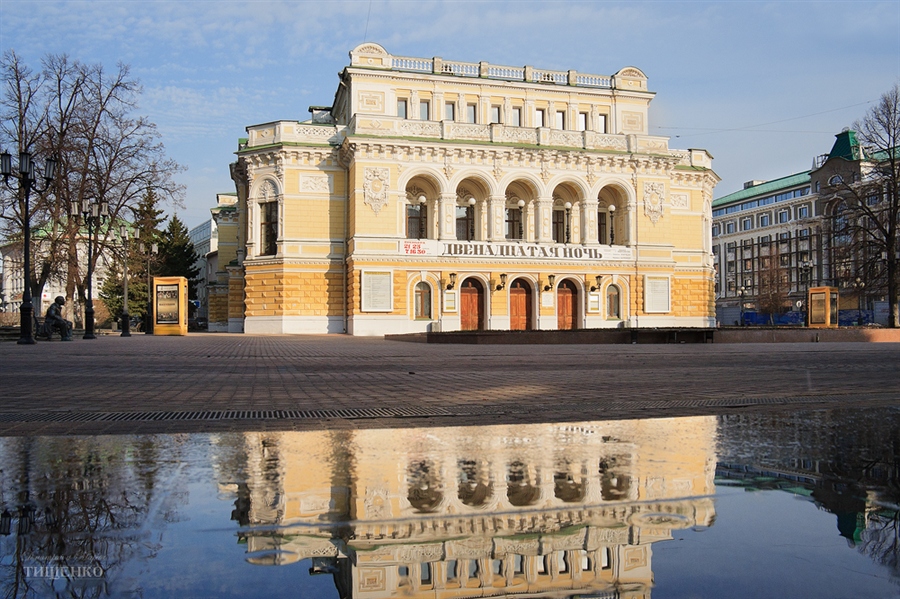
1;333;899;436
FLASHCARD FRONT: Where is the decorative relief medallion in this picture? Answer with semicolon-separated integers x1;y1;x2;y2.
300;175;332;193
397;544;443;563
540;159;551;183
670;192;689;209
364;167;390;215
502;127;537;143
443;156;455;178
399;120;441;137
643;181;665;224
595;135;628;151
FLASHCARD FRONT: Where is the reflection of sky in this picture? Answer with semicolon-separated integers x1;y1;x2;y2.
653;487;894;599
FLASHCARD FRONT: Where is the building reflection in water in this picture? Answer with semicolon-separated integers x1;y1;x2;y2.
213;417;719;598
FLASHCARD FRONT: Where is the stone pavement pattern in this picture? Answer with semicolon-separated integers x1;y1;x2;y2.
1;334;898;436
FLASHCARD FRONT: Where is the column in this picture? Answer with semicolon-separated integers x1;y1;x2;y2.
488;195;506;241
536;196;554;243
438;192;457;240
581;197;599;246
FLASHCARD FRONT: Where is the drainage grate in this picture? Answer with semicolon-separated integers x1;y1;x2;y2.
0;405;458;425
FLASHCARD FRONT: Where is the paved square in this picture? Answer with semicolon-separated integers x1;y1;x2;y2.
1;334;898;436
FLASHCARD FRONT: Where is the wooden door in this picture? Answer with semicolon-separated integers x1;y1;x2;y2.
460;279;484;330
557;280;577;330
510;280;532;330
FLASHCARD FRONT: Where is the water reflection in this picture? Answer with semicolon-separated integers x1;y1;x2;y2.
716;410;900;580
0;408;896;597
210;419;718;598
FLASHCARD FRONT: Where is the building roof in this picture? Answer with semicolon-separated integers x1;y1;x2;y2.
712;171;811;208
828;129;861;161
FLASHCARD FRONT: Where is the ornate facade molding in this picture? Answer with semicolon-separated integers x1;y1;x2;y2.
643;181;666;224
364;167;390;214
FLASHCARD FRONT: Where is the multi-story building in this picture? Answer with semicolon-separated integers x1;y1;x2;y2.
712;129;894;326
188;208;224;322
215;43;718;335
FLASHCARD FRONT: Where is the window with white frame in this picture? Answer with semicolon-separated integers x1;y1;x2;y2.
778;210;789;223
414;282;432;319
419;100;430;121
260;201;278;256
510;107;522;127
466;104;477;123
742;217;753;231
397;99;408;119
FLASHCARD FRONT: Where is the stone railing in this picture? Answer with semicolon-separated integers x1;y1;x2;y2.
390;54;613;89
244;122;344;147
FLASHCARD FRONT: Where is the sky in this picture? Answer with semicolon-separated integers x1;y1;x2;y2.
1;0;899;230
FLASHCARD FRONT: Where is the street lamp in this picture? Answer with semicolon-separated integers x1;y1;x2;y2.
738;285;747;326
71;198;108;339
119;224;131;337
852;276;866;325
800;260;813;326
517;199;525;240
0;151;57;344
417;194;427;239
134;229;158;334
608;204;616;245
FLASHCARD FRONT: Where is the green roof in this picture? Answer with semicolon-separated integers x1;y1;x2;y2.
713;171;810;208
828;129;861;161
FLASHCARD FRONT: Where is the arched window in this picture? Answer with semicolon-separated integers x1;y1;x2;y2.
414;282;432;319
260;200;278;256
606;285;621;319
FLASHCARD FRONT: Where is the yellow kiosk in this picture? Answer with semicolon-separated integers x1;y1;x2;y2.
152;276;188;336
808;286;839;328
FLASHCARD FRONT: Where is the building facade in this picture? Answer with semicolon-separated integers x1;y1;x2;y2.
712;129;895;326
220;44;718;336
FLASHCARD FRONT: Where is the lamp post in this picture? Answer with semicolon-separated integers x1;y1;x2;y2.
119;224;131;337
608;204;616;245
517;199;525;240
71;198;108;339
738;285;746;326
0;151;57;345
467;196;476;241
800;260;813;326
417;194;427;239
134;229;158;334
852;276;866;325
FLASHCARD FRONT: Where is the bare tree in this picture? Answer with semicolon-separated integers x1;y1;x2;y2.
0;51;183;322
823;85;900;327
757;240;791;324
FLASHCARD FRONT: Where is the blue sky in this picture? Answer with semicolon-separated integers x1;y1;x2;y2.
1;1;899;229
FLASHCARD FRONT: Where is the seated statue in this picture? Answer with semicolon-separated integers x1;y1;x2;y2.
44;296;73;341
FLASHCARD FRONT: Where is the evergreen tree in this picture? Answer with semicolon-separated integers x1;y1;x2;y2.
158;213;200;301
129;189;165;327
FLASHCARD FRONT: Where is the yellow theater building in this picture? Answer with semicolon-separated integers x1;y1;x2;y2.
212;43;719;335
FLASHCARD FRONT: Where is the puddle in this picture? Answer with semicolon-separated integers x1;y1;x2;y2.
0;407;898;598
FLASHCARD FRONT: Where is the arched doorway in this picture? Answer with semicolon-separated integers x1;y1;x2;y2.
557;279;578;330
460;279;485;330
509;279;533;330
